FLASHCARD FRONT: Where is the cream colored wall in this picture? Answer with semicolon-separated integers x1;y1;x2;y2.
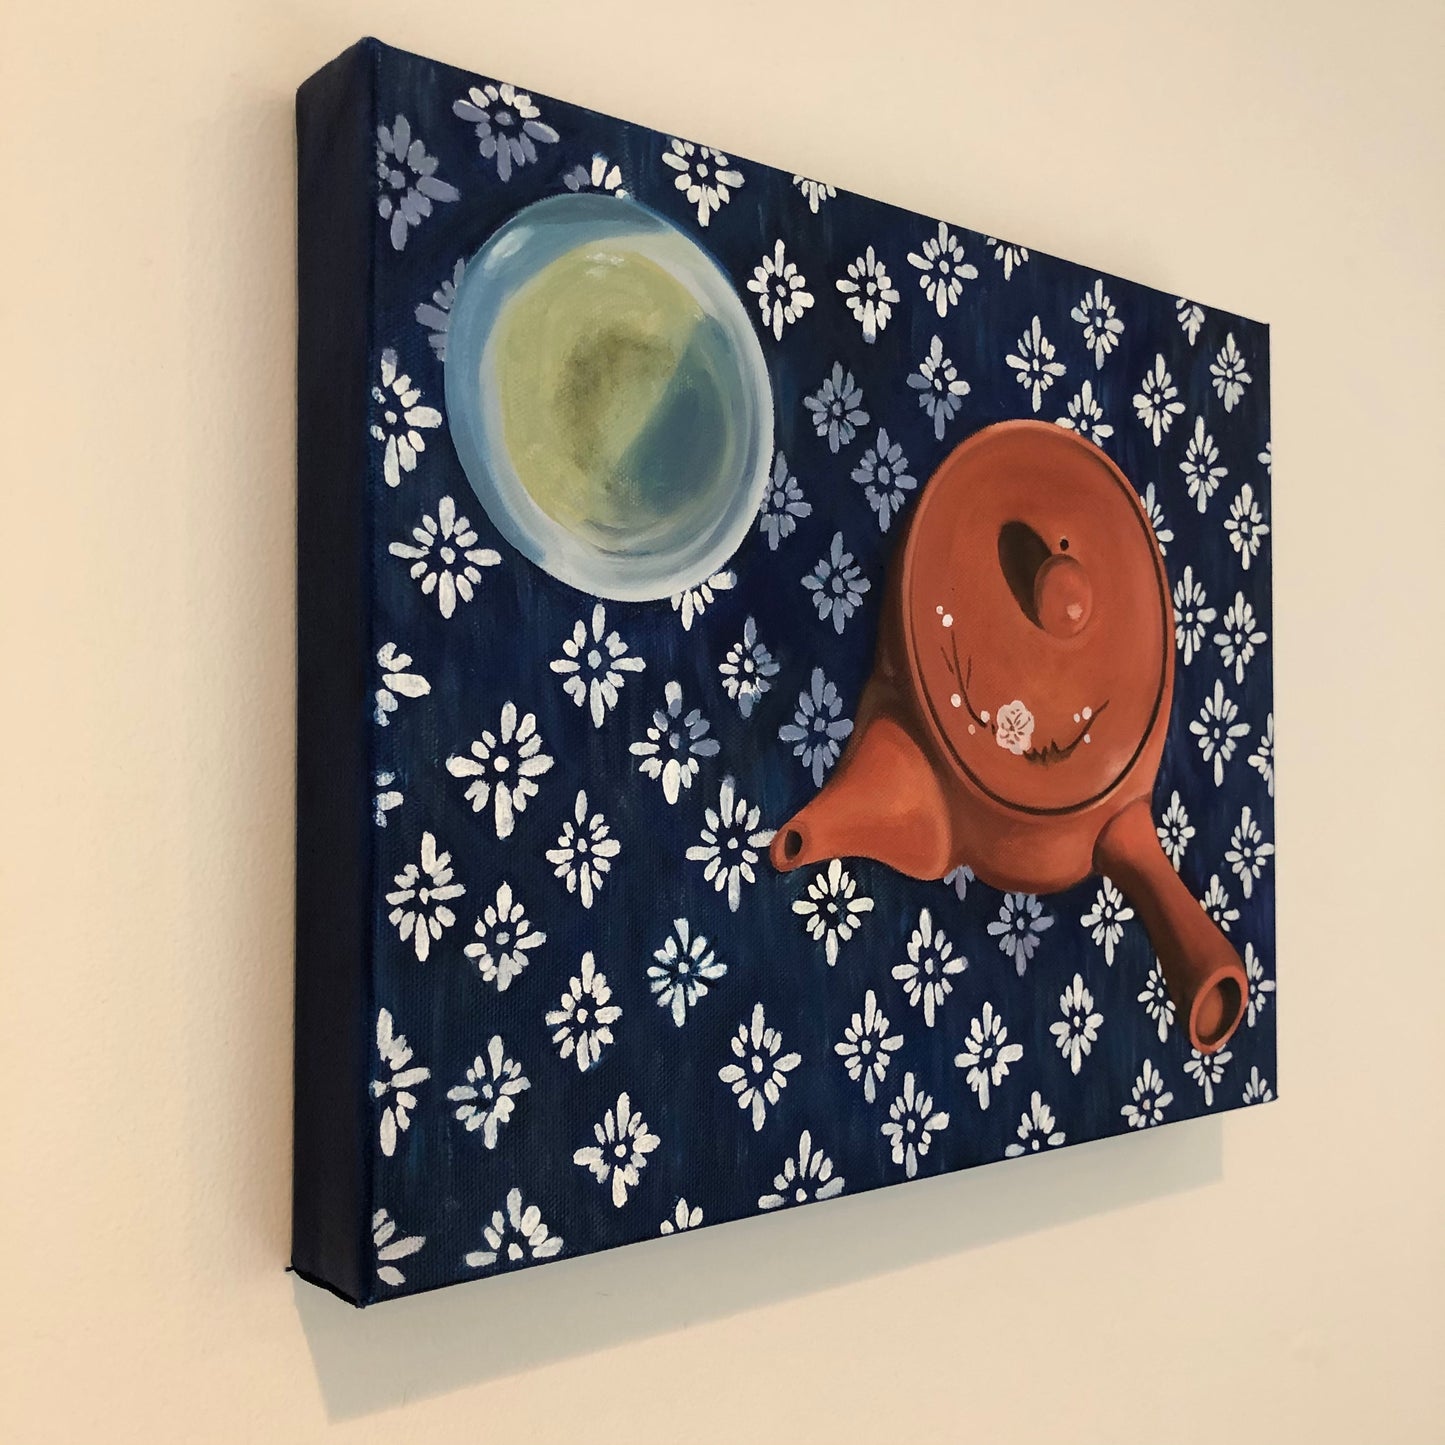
4;2;1443;1441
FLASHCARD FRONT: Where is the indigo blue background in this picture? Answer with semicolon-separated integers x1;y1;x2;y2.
361;41;1274;1298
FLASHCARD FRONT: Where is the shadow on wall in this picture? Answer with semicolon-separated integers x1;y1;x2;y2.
295;1115;1220;1420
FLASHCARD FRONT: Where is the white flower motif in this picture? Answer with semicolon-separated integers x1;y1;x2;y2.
758;1130;845;1209
445;703;554;838
1050;972;1103;1074
453;81;559;182
853;427;917;531
792;175;836;212
1081;877;1135;964
447;1035;530;1147
1056;379;1114;445
793;858;874;965
1173;566;1217;666
1157;790;1195;869
1225;483;1270;570
779;667;854;785
546;952;622;1072
994;699;1036;756
836;245;899;343
687;776;773;912
944;865;975;900
1072;279;1125;368
464;881;545;991
893;907;965;1026
464;1188;563;1269
660;1200;704;1234
954;1002;1023;1110
375;115;458;252
375;642;430;725
388;495;501;618
803;531;871;634
1181;416;1227;512
1122;1059;1173;1127
719;616;780;718
1214;591;1267;684
550;602;646;726
1006;315;1066;412
630;680;720;804
1242;1066;1274;1105
649;918;726;1027
415;258;464;359
1191;680;1250;786
372;1208;426;1288
1138;961;1176;1042
1184;1046;1232;1106
907;335;971;440
834;988;902;1103
661;138;743;226
546;789;620;908
1004;1092;1067;1157
386;831;464;962
563;152;626;196
748;239;814;340
1224;804;1274;899
573;1092;660;1208
1201;874;1240;932
984;237;1030;278
672;569;735;631
906;221;977;317
719;1002;801;1131
1249;713;1275;797
1258;441;1273;476
372;1008;430;1157
1133;354;1186;445
373;771;403;827
1210;331;1252;411
987;892;1055;975
1143;482;1173;554
1244;941;1276;1028
881;1072;950;1179
804;362;870;452
371;348;443;488
1176;297;1205;344
759;451;812;549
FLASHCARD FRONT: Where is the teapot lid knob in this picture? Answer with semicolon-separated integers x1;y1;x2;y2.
1032;552;1092;639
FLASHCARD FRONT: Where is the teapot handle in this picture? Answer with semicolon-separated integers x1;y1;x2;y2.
1094;798;1248;1053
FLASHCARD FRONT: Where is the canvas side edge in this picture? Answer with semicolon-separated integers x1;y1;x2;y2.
291;38;380;1308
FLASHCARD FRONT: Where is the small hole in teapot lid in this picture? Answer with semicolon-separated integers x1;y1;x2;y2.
1059;538;1069;551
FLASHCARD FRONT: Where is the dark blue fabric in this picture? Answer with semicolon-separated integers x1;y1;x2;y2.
353;39;1274;1299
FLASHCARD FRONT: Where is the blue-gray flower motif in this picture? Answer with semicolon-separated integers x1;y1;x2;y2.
803;363;869;453
803;532;870;634
852;428;916;533
907;335;970;440
719;617;780;718
415;259;464;360
778;667;854;786
453;81;559;182
986;892;1055;976
759;452;812;550
376;114;459;252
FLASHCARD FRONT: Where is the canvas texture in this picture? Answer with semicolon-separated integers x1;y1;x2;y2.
311;39;1275;1301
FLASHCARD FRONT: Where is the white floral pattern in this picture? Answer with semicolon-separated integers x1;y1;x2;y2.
464;1188;563;1268
1249;714;1276;797
954;1002;1023;1110
794;858;874;965
1056;379;1113;445
1080;878;1135;964
630;681;720;804
1138;962;1176;1042
546;953;622;1072
1006;315;1066;412
672;570;735;631
985;237;1029;278
563;153;626;196
375;642;430;725
1184;1046;1232;1106
1050;972;1103;1074
1225;483;1270;570
372;1009;430;1159
719;1003;801;1131
445;703;554;838
1072;278;1125;368
748;239;814;339
758;1131;845;1209
1176;297;1205;344
574;1092;660;1207
687;776;773;911
662;139;743;225
1004;1092;1066;1156
1215;591;1267;684
1133;353;1186;445
546;790;620;908
388;495;500;618
893;907;965;1026
907;335;971;439
836;246;899;343
834;989;902;1102
906;221;977;317
464;881;545;992
792;175;835;212
371;348;443;488
551;602;646;725
1122;1059;1173;1127
1210;332;1252;411
881;1072;950;1178
373;1208;426;1287
1174;565;1218;666
649;919;726;1027
719;616;780;717
1181;416;1228;512
660;1199;704;1234
447;1036;529;1147
1225;805;1274;899
1244;942;1276;1028
1192;680;1251;786
386;831;464;962
1158;790;1195;869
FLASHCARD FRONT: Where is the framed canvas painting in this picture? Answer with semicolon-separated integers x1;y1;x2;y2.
293;37;1275;1305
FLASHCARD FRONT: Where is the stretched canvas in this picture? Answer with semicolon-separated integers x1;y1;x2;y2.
294;37;1276;1305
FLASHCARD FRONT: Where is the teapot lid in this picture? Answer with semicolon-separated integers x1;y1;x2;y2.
901;421;1170;815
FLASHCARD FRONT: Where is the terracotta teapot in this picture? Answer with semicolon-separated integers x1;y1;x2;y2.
770;420;1247;1053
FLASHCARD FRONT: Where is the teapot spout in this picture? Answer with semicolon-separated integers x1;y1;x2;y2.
770;703;953;880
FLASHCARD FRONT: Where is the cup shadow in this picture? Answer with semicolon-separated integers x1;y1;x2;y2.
296;1113;1221;1420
